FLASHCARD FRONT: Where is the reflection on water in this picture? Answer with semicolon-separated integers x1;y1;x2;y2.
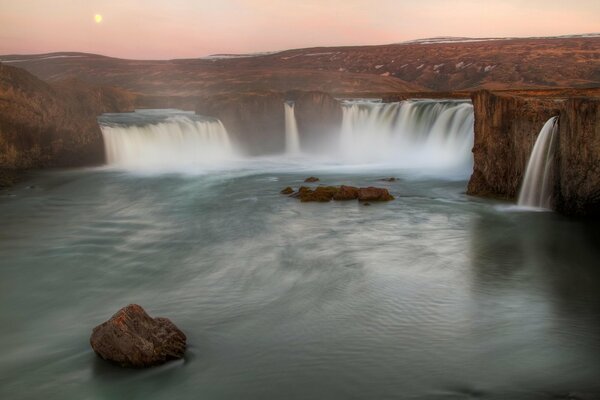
1;165;599;400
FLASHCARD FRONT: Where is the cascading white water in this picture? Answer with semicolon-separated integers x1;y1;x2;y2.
99;109;236;169
517;117;559;209
339;100;474;172
284;102;301;155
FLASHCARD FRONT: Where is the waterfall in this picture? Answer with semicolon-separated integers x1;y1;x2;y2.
517;117;559;209
99;109;236;169
339;99;474;171
284;102;301;155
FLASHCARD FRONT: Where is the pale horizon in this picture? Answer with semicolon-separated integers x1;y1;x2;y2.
1;0;599;60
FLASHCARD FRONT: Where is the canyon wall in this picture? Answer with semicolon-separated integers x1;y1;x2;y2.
0;63;136;171
467;90;600;216
467;90;562;199
556;98;600;216
195;91;342;155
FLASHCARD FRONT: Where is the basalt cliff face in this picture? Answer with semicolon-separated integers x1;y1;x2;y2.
0;63;135;170
556;98;600;216
467;90;600;216
467;90;562;199
195;91;342;155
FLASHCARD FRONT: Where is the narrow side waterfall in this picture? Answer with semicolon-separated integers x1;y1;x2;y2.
339;100;474;173
284;102;301;155
99;109;236;169
517;117;559;209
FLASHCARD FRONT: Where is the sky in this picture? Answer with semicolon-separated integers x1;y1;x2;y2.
0;0;599;59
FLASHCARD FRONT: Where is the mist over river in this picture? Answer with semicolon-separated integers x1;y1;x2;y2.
1;104;600;399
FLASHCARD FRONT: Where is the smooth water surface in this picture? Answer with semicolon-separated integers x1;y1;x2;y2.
1;163;600;400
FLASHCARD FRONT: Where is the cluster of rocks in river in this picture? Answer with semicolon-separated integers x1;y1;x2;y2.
90;304;186;368
281;178;394;203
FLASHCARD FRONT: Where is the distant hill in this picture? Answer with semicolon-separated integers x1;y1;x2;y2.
1;35;598;96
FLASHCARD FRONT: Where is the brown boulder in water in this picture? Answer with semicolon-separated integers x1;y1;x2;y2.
298;186;339;202
358;187;395;201
333;185;359;200
90;304;186;368
280;186;294;195
304;176;320;182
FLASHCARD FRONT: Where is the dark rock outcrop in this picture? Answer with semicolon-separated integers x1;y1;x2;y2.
280;186;294;195
333;185;360;200
285;185;393;203
196;92;286;155
0;64;136;170
90;304;186;368
304;176;319;182
298;186;340;202
467;89;600;216
289;91;343;149
556;97;600;216
195;91;342;156
358;187;395;202
467;90;562;199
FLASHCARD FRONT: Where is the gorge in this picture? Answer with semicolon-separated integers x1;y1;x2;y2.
1;33;600;400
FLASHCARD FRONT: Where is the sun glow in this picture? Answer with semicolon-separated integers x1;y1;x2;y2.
94;14;103;24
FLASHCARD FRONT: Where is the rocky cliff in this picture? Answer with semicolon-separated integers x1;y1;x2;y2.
0;63;136;170
195;91;341;155
556;98;600;216
467;90;562;199
467;90;600;216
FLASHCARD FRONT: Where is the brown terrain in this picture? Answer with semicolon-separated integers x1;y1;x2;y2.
1;35;599;96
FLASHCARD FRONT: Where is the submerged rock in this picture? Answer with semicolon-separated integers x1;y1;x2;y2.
379;177;398;182
280;186;294;195
90;304;186;368
304;176;320;182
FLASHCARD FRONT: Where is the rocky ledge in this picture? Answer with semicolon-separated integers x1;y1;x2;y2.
283;185;394;202
467;90;600;216
90;304;186;368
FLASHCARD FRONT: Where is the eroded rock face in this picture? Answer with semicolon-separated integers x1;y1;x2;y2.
467;89;600;216
467;90;562;199
195;91;342;156
0;64;136;170
556;97;600;216
90;304;186;368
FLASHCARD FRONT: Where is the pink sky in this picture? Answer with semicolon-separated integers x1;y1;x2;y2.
0;0;599;59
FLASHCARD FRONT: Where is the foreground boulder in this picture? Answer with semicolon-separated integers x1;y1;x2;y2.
284;185;393;203
90;304;186;368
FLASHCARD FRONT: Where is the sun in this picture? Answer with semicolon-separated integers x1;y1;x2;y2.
94;14;103;24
